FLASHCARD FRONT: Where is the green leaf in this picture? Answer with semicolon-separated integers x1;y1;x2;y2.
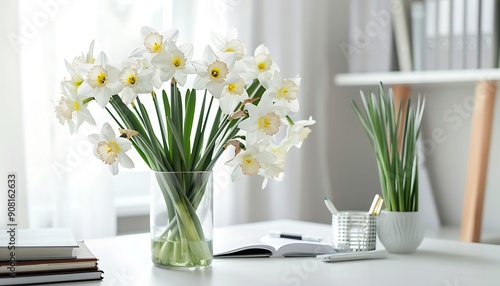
184;89;196;161
351;83;425;211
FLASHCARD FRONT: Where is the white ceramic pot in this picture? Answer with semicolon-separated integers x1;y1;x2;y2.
377;210;425;254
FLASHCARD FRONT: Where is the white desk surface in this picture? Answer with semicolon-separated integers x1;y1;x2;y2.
48;220;500;286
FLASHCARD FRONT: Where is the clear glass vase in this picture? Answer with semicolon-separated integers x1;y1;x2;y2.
150;171;213;269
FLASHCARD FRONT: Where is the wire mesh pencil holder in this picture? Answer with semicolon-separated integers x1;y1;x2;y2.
332;211;377;252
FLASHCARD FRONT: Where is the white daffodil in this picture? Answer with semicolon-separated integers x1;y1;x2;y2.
264;71;301;113
141;26;179;55
151;41;195;86
192;46;236;98
54;86;96;134
73;40;96;66
218;62;255;114
61;59;84;93
211;28;246;60
88;123;135;175
243;44;279;88
238;95;288;140
119;64;155;104
136;27;179;71
226;146;276;182
284;116;316;148
61;41;96;93
78;52;123;108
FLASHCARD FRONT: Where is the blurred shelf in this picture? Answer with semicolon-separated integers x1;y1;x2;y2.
335;69;500;86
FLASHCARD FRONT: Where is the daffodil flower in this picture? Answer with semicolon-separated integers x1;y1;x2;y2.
78;52;123;108
73;40;96;66
141;26;179;55
192;46;236;98
226;147;276;182
218;62;255;114
62;41;96;93
263;71;301;113
284;116;316;148
119;64;155;104
211;28;246;60
151;41;195;86
238;95;288;140
61;59;84;93
243;44;279;88
54;86;96;134
88;123;135;175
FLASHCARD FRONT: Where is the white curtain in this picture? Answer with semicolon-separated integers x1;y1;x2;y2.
6;0;337;239
214;0;335;225
15;0;169;239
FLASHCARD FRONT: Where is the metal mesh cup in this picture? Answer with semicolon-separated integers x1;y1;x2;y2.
332;211;377;252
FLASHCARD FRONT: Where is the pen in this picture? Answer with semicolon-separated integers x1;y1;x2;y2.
324;197;339;215
269;231;322;242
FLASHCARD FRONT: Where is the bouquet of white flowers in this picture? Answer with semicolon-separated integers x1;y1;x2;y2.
55;26;314;268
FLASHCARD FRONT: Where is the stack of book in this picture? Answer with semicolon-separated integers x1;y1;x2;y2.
0;228;103;285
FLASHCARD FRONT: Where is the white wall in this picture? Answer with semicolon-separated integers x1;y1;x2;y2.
327;1;500;231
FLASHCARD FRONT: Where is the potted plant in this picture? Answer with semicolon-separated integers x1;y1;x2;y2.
352;83;425;253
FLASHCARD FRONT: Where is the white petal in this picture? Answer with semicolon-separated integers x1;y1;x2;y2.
211;31;225;51
101;123;116;140
220;52;236;70
238;118;257;132
256;152;277;164
141;26;157;39
174;71;188;86
203;46;217;63
118;152;135;169
116;137;132;151
88;134;102;144
95;52;109;66
121;88;137;105
78;107;96;126
207;82;224;99
192;60;208;74
109;163;119;175
193;75;210;90
230;165;245;182
179;43;194;60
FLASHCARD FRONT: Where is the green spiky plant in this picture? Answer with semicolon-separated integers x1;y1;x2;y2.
352;84;425;212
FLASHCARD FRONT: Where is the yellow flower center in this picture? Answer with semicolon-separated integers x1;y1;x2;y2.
226;78;245;95
96;141;121;165
207;60;229;83
75;79;83;88
97;73;106;85
144;32;164;53
119;67;140;87
257;112;281;136
108;141;121;153
278;87;288;99
240;154;260;176
87;66;109;88
127;75;137;85
173;57;182;67
226;47;234;52
255;54;272;72
73;101;80;111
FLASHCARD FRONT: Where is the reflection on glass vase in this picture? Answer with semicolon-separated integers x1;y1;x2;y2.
150;171;213;269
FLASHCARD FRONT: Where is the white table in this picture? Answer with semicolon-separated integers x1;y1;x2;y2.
53;220;500;286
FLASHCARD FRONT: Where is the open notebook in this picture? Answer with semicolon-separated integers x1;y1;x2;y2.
213;221;335;257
